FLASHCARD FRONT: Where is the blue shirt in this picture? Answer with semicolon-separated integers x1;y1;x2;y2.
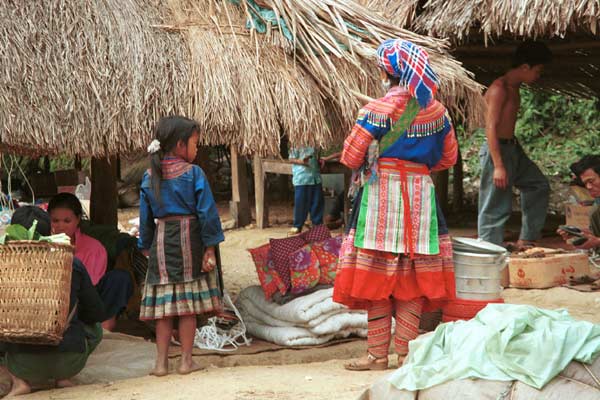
138;159;224;250
289;146;322;186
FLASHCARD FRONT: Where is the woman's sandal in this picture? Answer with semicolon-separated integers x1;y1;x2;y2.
344;355;388;371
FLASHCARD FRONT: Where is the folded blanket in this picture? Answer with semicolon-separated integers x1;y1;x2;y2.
244;317;367;346
389;304;600;391
237;285;368;344
237;285;349;324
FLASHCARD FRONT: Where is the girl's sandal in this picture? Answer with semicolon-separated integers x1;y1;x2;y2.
344;355;388;371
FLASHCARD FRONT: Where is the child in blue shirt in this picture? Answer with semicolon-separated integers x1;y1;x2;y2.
138;116;224;376
289;146;324;233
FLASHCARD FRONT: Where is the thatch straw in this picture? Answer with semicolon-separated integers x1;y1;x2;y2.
361;0;420;28
167;0;337;155
0;0;486;158
366;0;600;99
0;0;190;157
415;0;600;40
167;0;485;155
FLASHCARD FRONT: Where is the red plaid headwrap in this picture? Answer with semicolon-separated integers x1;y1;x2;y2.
377;39;439;108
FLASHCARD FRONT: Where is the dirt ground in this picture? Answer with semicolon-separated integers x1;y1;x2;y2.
13;206;600;400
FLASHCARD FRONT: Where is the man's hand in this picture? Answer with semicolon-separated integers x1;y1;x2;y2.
493;166;508;189
573;232;600;250
557;228;600;250
202;246;217;272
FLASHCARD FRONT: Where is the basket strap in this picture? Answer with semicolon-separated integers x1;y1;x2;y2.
66;301;78;327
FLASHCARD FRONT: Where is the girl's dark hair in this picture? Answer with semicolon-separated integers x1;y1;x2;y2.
150;116;199;200
48;193;83;218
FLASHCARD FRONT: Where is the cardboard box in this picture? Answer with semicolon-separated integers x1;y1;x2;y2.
565;203;593;231
508;252;589;289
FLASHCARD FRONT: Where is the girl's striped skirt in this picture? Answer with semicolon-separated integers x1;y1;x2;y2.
140;215;223;321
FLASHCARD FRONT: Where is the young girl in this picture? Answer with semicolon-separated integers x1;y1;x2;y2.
138;116;224;376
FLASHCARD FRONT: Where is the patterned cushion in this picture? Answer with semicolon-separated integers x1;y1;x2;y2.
300;225;332;244
312;235;343;285
288;244;320;294
248;244;287;300
269;236;307;290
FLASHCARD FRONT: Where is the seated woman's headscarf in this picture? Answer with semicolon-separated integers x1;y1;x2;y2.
376;39;439;108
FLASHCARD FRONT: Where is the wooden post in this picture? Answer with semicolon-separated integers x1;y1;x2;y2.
230;147;251;227
253;155;268;228
74;155;82;171
452;146;464;213
194;146;214;189
91;156;118;226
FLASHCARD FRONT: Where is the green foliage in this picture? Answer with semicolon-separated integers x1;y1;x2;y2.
461;89;600;181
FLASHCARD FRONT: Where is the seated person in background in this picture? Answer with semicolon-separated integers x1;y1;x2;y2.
0;206;107;396
558;155;600;250
48;193;133;331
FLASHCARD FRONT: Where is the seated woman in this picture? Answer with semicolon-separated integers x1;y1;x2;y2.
0;206;107;396
48;193;133;331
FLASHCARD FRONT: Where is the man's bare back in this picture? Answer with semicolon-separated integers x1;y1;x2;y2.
484;77;520;139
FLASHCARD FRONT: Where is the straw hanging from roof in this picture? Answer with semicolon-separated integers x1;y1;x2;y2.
0;0;190;157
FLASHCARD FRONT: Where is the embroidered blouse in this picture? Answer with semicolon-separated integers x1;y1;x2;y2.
341;86;457;171
138;157;224;250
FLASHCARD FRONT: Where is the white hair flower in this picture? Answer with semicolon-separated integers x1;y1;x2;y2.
147;139;161;154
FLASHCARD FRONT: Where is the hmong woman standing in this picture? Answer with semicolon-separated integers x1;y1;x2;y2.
138;116;224;376
333;39;458;370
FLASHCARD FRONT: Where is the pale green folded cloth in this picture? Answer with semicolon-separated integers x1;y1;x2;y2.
389;304;600;390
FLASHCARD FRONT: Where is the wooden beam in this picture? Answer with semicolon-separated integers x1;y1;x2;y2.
253;155;268;229
262;159;293;175
90;156;118;226
230;147;251;227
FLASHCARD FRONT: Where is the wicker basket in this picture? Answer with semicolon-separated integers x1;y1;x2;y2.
0;241;74;345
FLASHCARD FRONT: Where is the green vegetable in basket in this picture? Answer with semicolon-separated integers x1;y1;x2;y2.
0;220;44;244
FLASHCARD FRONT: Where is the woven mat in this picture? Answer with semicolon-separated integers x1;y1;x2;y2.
167;336;360;358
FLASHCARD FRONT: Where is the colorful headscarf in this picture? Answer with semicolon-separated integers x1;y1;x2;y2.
376;39;439;108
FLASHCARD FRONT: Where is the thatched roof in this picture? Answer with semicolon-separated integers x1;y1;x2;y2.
366;0;600;98
1;0;485;158
0;0;191;157
169;0;485;155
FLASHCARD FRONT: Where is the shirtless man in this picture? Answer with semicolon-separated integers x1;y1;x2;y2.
478;41;552;247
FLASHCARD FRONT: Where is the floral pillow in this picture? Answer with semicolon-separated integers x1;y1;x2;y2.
300;224;331;244
312;235;343;285
269;236;307;291
288;244;320;294
248;244;287;300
